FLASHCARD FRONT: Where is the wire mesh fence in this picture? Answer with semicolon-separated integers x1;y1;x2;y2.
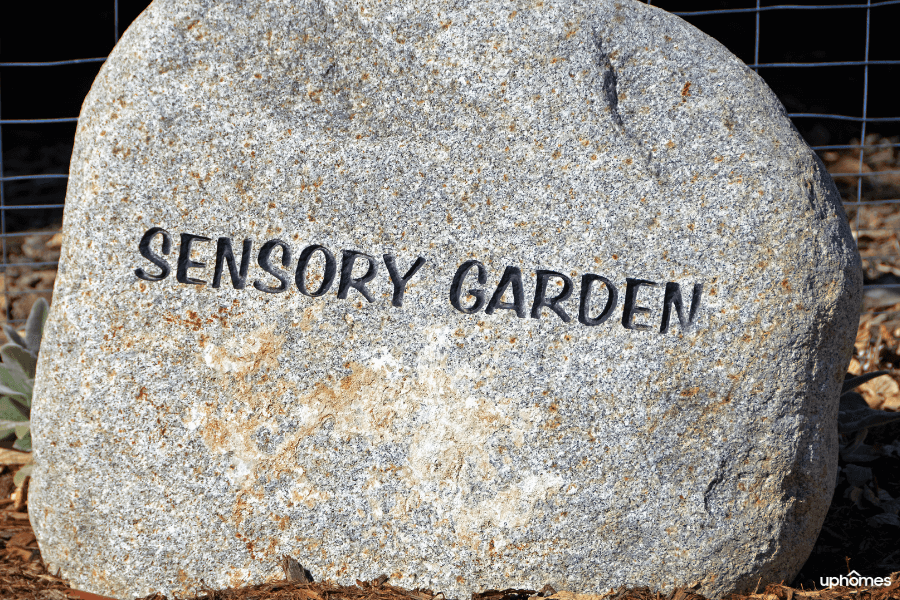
1;0;899;332
0;1;125;332
649;0;900;306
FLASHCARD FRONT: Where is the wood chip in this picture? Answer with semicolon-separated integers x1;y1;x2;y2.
6;530;35;547
281;555;312;583
4;546;33;561
0;511;30;520
0;450;31;466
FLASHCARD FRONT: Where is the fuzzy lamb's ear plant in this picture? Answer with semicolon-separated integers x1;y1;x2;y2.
0;298;49;452
839;370;900;451
2;296;48;358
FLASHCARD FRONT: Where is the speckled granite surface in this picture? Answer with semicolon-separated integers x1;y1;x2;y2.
30;0;861;598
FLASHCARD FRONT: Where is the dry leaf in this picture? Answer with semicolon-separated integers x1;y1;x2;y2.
46;233;64;250
0;449;32;466
828;155;872;185
858;373;900;409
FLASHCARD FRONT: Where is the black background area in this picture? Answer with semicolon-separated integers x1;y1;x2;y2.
0;0;152;232
650;0;900;146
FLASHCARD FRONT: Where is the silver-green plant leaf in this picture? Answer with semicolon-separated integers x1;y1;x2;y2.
867;513;900;528
0;346;34;400
13;430;31;452
0;418;28;430
0;299;43;451
0;382;29;400
843;463;873;487
24;298;48;357
838;391;900;434
0;421;19;441
0;343;37;379
6;396;30;420
2;325;26;350
0;399;26;440
0;344;35;420
13;462;32;488
840;440;881;463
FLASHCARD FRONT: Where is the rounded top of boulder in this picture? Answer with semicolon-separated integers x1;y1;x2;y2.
31;0;861;598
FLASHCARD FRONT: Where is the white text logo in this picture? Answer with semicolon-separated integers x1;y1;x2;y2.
820;571;892;588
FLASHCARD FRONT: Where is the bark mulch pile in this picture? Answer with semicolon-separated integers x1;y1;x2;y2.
0;458;70;600
128;578;900;600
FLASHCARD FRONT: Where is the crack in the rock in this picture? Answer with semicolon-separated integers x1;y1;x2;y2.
601;64;624;130
591;30;624;130
591;29;661;180
703;457;729;514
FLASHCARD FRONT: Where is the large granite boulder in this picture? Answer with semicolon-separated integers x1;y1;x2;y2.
30;0;861;598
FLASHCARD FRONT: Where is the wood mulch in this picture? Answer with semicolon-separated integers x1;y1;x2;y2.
0;463;71;600
129;579;900;600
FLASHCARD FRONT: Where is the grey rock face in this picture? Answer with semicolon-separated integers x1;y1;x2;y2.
30;0;861;598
